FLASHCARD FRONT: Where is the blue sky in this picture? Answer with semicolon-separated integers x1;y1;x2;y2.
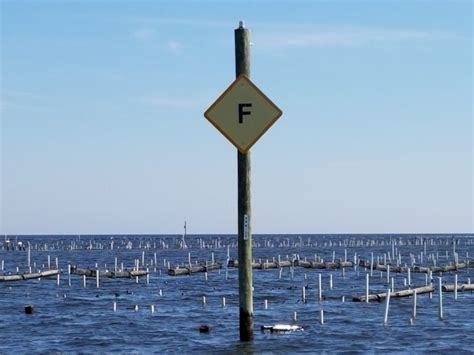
1;0;472;235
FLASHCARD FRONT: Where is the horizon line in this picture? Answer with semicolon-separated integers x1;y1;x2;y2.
2;232;472;237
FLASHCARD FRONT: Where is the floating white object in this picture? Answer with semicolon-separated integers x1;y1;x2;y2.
261;324;304;332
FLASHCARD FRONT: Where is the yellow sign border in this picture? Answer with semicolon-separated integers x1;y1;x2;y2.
204;75;282;153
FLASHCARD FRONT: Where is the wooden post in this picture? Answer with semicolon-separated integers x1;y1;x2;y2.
412;289;417;319
439;277;443;320
236;20;253;342
365;273;370;303
454;274;458;300
383;288;391;326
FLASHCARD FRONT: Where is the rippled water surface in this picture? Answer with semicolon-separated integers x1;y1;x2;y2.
1;234;473;353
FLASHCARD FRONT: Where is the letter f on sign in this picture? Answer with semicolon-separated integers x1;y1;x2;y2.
238;103;252;124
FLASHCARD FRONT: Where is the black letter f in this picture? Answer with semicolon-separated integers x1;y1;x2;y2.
238;103;252;124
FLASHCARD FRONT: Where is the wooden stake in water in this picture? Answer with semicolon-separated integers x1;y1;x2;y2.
365;273;370;303
438;277;443;320
318;273;322;301
96;270;100;288
412;289;417;319
383;288;391;326
27;243;31;268
454;274;458;300
370;252;374;277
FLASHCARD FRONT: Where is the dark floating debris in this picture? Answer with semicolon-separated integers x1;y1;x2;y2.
24;304;34;314
261;324;304;333
199;325;210;333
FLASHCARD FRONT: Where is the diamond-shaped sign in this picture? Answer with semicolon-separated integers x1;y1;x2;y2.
204;75;282;153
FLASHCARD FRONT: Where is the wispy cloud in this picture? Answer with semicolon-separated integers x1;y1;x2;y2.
165;40;183;55
253;27;462;49
130;28;155;42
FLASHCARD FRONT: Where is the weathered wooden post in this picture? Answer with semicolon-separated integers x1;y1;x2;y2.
204;20;282;342
235;21;253;341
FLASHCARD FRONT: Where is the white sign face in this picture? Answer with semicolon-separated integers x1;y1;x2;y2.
204;75;282;153
243;214;249;240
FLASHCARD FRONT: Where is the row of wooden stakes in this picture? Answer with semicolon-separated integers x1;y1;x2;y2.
358;259;472;273
0;269;60;282
167;263;221;276
167;259;354;276
227;259;353;270
0;267;149;282
353;283;474;302
70;266;148;278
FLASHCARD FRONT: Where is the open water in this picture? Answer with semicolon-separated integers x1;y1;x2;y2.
0;234;473;353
